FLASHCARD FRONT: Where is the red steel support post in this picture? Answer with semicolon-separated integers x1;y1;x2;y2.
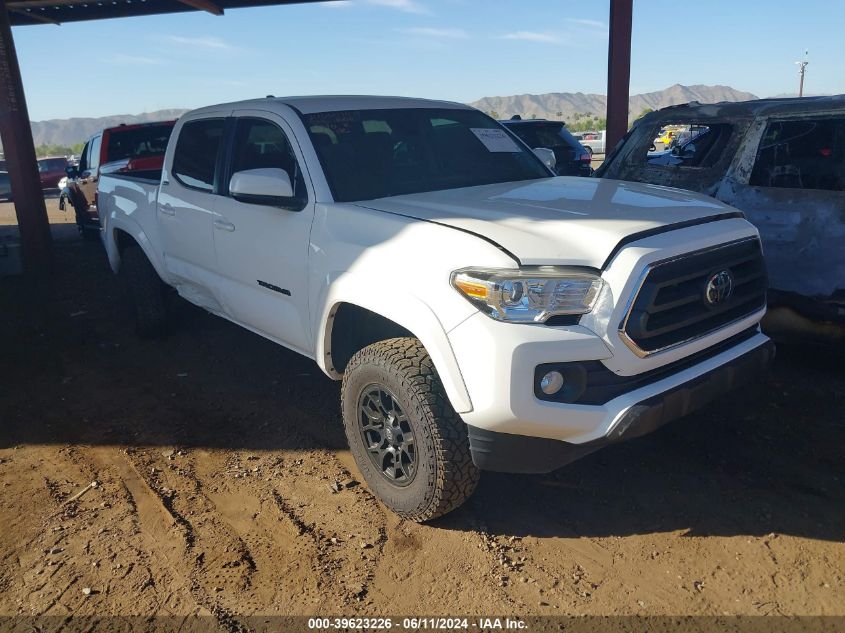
0;1;52;274
605;0;633;152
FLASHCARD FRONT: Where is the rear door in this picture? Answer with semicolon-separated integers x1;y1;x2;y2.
157;112;229;309
210;110;315;355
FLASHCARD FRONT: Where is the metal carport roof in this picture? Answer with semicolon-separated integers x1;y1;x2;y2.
5;0;326;25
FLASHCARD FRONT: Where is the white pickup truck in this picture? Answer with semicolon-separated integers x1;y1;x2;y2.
577;130;607;155
98;96;774;522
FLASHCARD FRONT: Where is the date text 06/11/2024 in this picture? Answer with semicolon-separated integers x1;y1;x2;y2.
307;617;528;630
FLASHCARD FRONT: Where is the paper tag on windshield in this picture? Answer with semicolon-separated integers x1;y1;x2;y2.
470;128;521;152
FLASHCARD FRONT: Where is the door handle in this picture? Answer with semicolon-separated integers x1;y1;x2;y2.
214;218;236;232
160;203;175;216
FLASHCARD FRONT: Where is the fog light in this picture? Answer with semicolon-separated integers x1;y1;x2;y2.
539;370;565;395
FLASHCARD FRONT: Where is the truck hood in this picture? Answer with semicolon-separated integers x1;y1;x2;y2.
353;177;738;268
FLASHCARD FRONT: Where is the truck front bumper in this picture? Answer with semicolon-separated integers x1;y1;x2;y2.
466;338;775;473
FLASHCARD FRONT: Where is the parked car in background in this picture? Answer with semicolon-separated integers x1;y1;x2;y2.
0;171;11;201
37;156;68;189
98;95;772;521
501;118;593;176
576;130;607;155
597;95;845;341
65;120;175;235
654;128;677;148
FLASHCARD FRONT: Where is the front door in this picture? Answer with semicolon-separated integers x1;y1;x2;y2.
211;111;316;355
78;133;101;211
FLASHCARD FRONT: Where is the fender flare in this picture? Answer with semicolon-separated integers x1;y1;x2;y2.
314;273;473;414
105;217;168;283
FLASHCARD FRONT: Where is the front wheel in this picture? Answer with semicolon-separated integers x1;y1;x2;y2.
341;338;480;522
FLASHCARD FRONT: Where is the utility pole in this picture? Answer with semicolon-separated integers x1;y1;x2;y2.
796;50;809;97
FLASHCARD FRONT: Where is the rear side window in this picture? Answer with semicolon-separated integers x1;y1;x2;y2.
749;118;845;191
106;124;174;163
78;141;91;172
172;119;225;192
89;135;102;172
508;123;579;151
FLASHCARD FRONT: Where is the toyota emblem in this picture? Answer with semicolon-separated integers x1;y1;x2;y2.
704;270;734;306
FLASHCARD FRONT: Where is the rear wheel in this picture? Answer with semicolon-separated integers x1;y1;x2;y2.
120;244;168;337
341;337;480;522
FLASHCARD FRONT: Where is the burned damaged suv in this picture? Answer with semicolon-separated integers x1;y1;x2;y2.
598;96;845;340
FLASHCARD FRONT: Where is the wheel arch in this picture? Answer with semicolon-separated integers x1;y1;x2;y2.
107;225;167;283
316;290;473;415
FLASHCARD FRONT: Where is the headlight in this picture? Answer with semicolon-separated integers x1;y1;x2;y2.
451;267;604;323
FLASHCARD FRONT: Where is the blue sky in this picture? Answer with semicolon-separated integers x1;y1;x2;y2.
12;0;845;121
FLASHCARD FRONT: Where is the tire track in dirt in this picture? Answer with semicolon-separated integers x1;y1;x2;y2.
111;447;261;630
216;445;392;610
85;448;210;615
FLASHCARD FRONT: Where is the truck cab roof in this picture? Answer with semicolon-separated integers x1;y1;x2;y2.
185;95;472;116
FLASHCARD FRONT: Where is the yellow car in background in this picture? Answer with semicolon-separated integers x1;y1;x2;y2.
656;128;677;147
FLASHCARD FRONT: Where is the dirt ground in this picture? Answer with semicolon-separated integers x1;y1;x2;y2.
0;199;843;626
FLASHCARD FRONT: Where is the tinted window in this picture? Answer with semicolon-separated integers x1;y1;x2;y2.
505;122;584;162
303;108;549;202
89;135;102;172
231;118;306;200
106;124;174;163
38;158;66;172
507;123;581;149
172;119;225;192
749;118;845;191
78;141;91;172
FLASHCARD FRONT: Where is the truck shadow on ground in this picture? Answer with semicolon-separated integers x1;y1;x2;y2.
1;236;843;543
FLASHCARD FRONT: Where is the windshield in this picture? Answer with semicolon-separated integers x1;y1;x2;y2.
106;123;174;163
303;108;550;202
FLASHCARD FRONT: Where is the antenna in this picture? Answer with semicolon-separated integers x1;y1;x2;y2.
795;50;809;97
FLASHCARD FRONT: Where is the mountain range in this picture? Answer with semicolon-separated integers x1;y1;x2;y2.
30;109;189;148
24;85;762;149
469;84;759;122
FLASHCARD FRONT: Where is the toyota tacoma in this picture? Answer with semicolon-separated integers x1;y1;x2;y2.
97;96;774;521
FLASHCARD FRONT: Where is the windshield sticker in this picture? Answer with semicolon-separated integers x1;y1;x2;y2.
470;128;521;153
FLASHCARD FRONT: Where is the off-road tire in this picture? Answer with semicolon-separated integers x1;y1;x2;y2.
341;337;480;522
121;244;167;337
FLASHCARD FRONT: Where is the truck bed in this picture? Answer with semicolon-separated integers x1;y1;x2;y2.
100;169;163;184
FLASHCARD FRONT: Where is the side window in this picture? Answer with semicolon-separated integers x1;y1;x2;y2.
172;119;225;192
231;118;305;199
643;123;733;169
89;135;102;172
749;118;845;191
78;141;90;172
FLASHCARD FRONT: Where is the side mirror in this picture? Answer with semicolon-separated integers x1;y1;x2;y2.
533;147;557;171
229;167;296;207
65;166;79;178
